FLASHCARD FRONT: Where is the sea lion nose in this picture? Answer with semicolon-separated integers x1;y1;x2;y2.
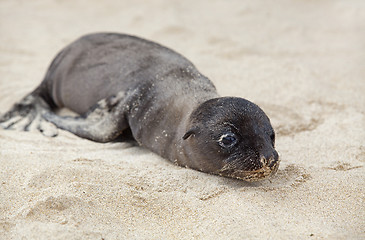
260;150;279;168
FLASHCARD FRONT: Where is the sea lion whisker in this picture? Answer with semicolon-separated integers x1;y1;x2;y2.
220;153;255;172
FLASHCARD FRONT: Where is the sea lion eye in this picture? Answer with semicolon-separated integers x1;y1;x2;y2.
218;133;237;148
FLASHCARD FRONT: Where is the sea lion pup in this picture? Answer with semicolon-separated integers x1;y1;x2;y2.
0;33;279;181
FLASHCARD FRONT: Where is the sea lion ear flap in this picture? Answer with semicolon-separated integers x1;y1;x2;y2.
182;127;199;140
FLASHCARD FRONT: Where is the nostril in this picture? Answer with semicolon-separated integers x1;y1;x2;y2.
273;150;279;160
268;151;279;167
260;155;268;167
260;150;279;167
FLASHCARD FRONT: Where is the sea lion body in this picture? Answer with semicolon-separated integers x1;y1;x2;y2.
0;33;279;181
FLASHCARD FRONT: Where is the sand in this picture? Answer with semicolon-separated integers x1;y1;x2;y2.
0;0;364;239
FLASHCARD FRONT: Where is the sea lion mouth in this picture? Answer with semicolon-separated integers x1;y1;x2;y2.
217;156;280;182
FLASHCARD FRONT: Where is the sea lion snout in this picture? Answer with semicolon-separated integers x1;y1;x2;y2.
216;150;280;181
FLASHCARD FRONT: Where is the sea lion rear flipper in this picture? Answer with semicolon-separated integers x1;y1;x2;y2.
0;94;58;137
43;94;128;143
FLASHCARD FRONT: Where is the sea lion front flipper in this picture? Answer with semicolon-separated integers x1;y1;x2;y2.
0;94;58;137
43;93;128;143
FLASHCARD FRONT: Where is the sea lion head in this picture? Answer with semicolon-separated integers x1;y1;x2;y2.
182;97;279;181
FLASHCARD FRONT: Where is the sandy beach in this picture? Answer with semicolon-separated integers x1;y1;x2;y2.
0;0;364;239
